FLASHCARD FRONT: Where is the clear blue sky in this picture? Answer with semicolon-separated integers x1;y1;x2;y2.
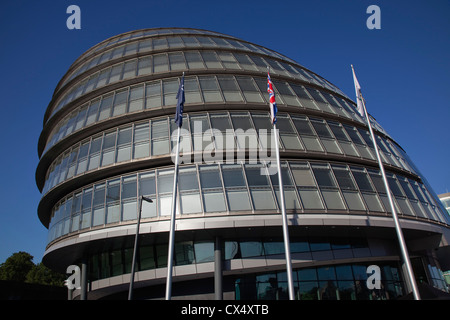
0;0;448;264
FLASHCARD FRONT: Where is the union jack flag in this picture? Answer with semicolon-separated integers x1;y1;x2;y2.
267;72;277;124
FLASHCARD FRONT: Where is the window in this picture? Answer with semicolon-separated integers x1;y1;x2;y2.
137;56;152;76
201;51;222;69
92;183;106;226
236;76;264;103
106;179;121;224
128;85;144;112
185;51;204;69
199;76;223;102
112;89;128;116
145;80;161;109
292;117;323;152
162;78;179;106
184;76;202;103
151;119;169;156
116;127;132;163
169;52;186;70
199;165;226;212
245;164;276;210
87;136;102;171
291;163;324;210
312;164;345;210
122;175;137;221
153;54;169;73
122;60;137;80
98;94;113;121
133;122;150;159
139;172;156;218
218;76;243;102
222;164;251;211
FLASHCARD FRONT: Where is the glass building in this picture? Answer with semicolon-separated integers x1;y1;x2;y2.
36;28;450;299
438;193;450;215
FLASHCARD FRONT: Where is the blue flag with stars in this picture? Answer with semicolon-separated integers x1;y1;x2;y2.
175;74;185;127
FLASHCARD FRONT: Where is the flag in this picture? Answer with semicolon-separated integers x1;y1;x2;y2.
175;74;185;127
267;71;277;124
351;65;365;117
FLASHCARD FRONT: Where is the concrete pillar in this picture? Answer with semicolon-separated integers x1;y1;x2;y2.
80;259;88;300
214;236;223;300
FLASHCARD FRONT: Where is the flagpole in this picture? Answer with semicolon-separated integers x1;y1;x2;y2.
268;67;295;300
351;65;420;300
165;73;184;300
273;122;295;300
165;122;180;300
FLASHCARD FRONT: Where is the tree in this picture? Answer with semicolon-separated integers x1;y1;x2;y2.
0;252;34;282
0;252;65;286
26;263;65;286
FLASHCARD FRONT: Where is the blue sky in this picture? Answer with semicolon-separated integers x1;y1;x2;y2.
0;0;448;264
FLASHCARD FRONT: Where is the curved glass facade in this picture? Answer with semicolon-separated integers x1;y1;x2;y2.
37;28;450;299
41;111;418;195
47;160;446;244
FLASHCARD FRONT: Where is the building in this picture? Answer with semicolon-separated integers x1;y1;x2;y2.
438;193;450;215
36;28;450;300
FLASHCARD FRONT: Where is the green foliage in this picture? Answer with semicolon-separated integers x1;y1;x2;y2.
0;252;65;287
0;252;34;282
26;263;66;287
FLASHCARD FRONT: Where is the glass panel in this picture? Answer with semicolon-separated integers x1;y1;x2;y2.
342;191;366;211
106;179;121;223
180;193;202;214
351;167;374;192
116;127;132;162
153;54;169;73
245;166;270;187
227;190;251;211
194;242;214;263
122;175;137;200
129;85;144;112
157;170;174;194
240;241;264;258
139;172;156;218
203;191;226;212
185;51;204;69
312;164;336;188
163;78;179;106
179;167;199;191
291;163;316;187
199;165;222;189
274;189;301;210
332;165;356;190
299;190;324;209
169;52;186;70
146;80;162;109
387;175;404;197
137;56;152;76
310;119;333;138
321;190;346;210
368;170;386;193
112;89;128;116
362;193;384;212
222;164;246;187
122;200;137;221
302;136;323;152
122;60;137;80
292;117;314;136
317;266;336;280
201;51;222;69
250;189;276;210
218;76;243;102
